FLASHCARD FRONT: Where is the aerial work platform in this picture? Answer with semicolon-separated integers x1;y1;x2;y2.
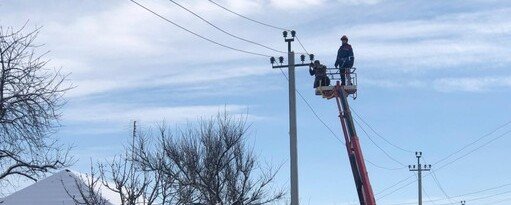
315;85;357;96
315;67;358;99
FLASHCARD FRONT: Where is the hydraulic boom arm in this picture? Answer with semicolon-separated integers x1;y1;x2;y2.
336;85;376;205
319;80;376;205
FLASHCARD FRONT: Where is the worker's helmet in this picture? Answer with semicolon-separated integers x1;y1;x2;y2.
341;35;348;41
314;60;320;65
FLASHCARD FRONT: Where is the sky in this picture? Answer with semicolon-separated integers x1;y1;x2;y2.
2;0;511;204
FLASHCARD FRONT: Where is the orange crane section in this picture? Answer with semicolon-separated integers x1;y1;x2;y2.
318;68;376;205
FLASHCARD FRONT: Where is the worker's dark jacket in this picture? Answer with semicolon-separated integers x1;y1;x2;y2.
335;43;354;68
309;64;330;88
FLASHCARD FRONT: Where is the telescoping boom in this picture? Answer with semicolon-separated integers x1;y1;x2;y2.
317;67;376;205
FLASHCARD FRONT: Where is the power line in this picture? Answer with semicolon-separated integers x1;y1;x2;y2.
167;0;287;55
375;175;415;195
434;128;511;172
488;196;511;205
423;158;456;205
206;0;311;56
422;183;439;205
430;170;455;205
130;0;271;58
365;160;405;171
378;122;511;199
351;107;415;153
207;0;290;31
354;117;407;167
377;175;417;200
433;120;511;166
295;36;310;55
435;189;511;205
388;181;511;205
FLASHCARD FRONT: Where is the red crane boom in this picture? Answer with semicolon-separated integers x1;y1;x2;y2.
318;68;376;205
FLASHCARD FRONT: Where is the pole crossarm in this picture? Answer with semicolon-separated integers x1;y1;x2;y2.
272;63;310;69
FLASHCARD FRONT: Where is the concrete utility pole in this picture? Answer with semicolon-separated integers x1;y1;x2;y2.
409;151;431;205
270;30;313;205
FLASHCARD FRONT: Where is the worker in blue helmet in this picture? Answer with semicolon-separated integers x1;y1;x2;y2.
309;60;330;88
334;35;354;85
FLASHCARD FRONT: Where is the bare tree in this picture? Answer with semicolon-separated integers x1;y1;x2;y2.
0;24;72;187
66;122;170;205
134;113;285;205
69;114;284;205
62;165;110;205
96;122;166;205
100;153;155;205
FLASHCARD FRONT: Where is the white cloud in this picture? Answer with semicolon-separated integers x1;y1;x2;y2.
65;64;276;98
362;76;511;93
307;8;511;71
337;0;383;5
268;0;382;9
269;0;325;9
63;104;253;124
4;1;511;97
433;76;511;92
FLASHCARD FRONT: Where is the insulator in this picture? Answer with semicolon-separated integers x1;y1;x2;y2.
291;30;296;37
309;54;314;61
278;56;284;64
270;57;275;64
300;54;305;62
283;31;288;38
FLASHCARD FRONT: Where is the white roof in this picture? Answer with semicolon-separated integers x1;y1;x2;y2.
0;170;118;205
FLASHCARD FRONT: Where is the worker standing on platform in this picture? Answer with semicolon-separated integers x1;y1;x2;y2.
309;60;330;88
335;35;354;85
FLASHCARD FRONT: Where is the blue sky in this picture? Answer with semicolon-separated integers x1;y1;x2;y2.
2;0;511;204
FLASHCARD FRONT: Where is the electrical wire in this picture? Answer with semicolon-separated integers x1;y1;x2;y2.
207;0;311;56
377;176;417;200
432;120;511;166
295;36;310;55
434;129;511;172
423;185;440;205
129;0;271;58
353;117;408;168
435;189;511;205
378;123;511;199
167;0;287;55
488;196;511;205
207;0;290;31
376;175;415;196
351;107;415;153
422;158;456;205
430;171;455;205
388;181;511;205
